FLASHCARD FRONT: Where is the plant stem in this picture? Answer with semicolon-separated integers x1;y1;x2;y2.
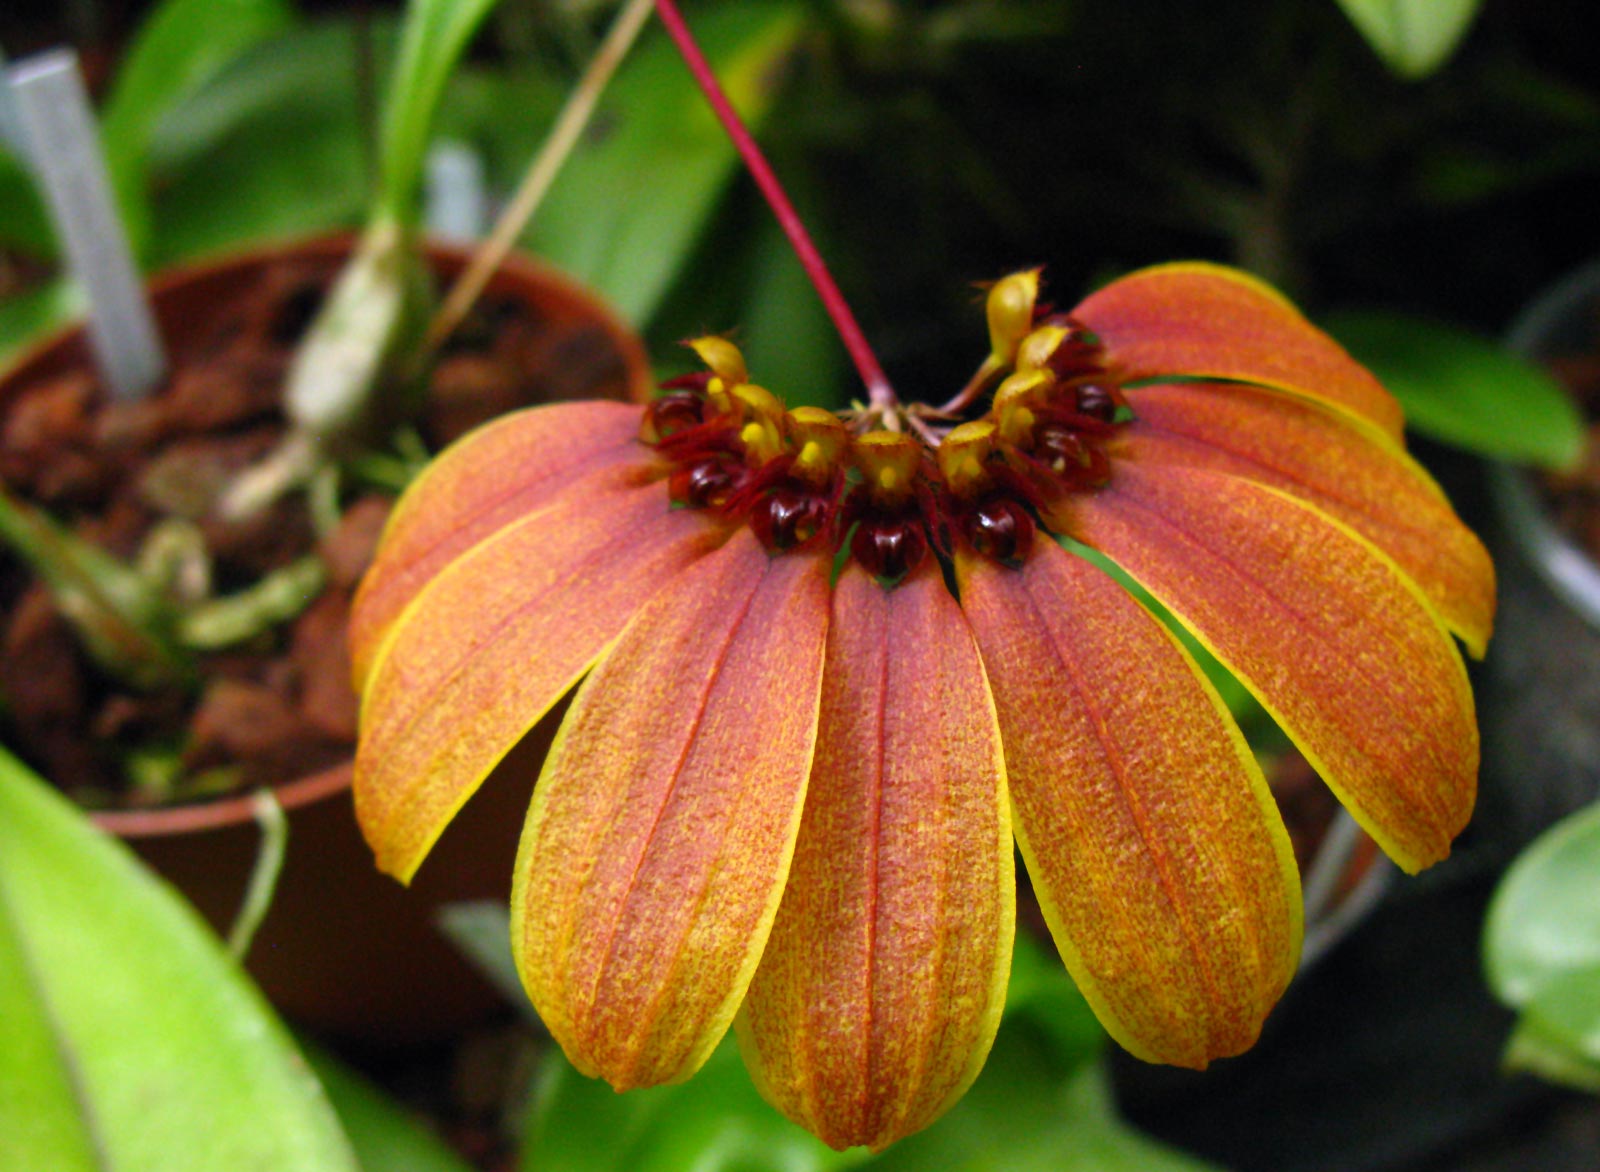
427;0;655;352
653;0;896;410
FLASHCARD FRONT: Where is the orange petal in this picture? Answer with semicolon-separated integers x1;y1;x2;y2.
354;478;723;882
1073;262;1405;441
738;563;1014;1150
1122;381;1495;656
1060;464;1478;873
349;400;647;687
512;532;830;1090
958;540;1301;1069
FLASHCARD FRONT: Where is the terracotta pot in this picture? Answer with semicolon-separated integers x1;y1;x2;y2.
0;234;650;1043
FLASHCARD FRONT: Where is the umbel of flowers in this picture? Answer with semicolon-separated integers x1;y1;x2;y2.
349;260;1493;1151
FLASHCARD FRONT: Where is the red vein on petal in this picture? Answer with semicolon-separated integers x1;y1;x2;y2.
1063;467;1474;871
1009;551;1231;1029
580;564;764;1056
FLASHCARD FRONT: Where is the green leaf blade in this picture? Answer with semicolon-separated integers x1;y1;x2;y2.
0;750;359;1172
1485;801;1600;1007
377;0;503;223
0;897;101;1172
1327;309;1586;469
307;1044;476;1172
1333;0;1482;79
527;0;805;327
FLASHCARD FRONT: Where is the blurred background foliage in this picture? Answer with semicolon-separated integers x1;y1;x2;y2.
5;0;1599;405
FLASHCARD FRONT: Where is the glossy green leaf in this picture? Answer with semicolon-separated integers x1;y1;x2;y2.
376;0;503;223
1504;997;1600;1093
527;0;804;327
146;19;376;175
102;0;298;254
1333;0;1481;79
518;931;1141;1167
306;1044;476;1172
0;148;53;258
736;211;847;410
858;932;1207;1169
0;278;81;367
1328;310;1585;470
1521;967;1600;1063
521;1034;867;1172
863;1020;1215;1172
1485;801;1600;1008
149;95;368;265
0;748;359;1172
1002;930;1106;1067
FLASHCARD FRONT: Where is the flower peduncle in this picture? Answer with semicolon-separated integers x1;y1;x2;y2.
653;0;898;412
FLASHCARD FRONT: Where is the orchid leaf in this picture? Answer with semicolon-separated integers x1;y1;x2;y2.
0;148;52;258
1485;801;1600;1091
1333;0;1481;79
735;212;846;409
145;20;374;264
853;940;1170;1172
0;0;294;261
376;0;503;225
306;1044;476;1172
1485;801;1600;1009
102;0;298;257
520;1034;866;1172
1504;993;1600;1093
0;278;81;366
1328;310;1585;470
527;0;805;327
1001;931;1106;1066
0;748;358;1172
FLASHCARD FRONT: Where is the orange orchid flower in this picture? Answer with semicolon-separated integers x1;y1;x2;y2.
349;261;1493;1151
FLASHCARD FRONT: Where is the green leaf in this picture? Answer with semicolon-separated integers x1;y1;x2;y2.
0;749;359;1172
0;147;55;258
1485;801;1600;1007
863;1031;1215;1172
376;0;504;223
1002;931;1106;1067
0;278;81;367
1521;966;1600;1064
520;1034;867;1172
527;0;805;327
101;0;298;256
1333;0;1481;79
1504;1001;1600;1093
517;933;1133;1171
1327;310;1586;470
737;208;848;411
306;1044;476;1172
145;23;373;265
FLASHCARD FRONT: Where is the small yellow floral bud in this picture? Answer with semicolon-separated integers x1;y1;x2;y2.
786;407;850;486
732;383;786;465
853;431;921;507
986;269;1041;366
1016;324;1071;373
938;419;998;499
688;335;748;388
991;369;1051;447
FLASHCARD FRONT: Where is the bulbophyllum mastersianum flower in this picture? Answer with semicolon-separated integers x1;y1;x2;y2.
349;262;1493;1151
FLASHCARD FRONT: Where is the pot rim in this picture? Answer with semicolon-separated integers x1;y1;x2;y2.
1493;255;1600;633
2;231;655;402
5;232;652;838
